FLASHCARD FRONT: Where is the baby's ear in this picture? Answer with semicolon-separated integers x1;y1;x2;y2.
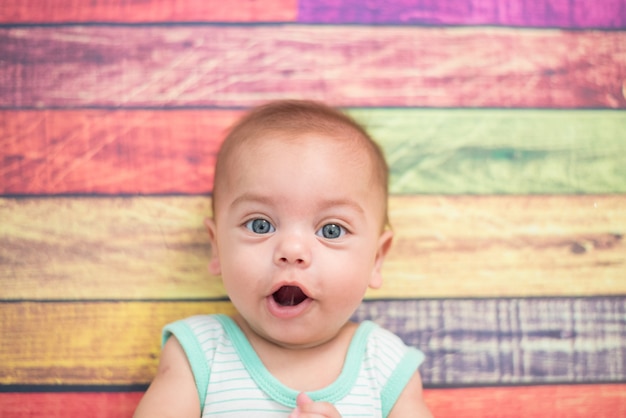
369;230;393;289
204;217;221;275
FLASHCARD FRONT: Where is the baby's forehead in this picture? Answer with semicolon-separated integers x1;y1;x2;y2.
236;127;373;154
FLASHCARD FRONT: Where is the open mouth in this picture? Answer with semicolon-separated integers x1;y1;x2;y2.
272;285;309;307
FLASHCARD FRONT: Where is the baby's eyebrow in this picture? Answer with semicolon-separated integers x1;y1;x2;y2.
229;192;274;209
317;198;365;215
230;193;365;215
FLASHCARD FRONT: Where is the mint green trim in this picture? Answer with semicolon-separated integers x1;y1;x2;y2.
162;319;210;412
380;348;425;417
215;315;376;408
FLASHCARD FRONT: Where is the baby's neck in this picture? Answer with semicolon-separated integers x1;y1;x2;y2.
232;314;358;392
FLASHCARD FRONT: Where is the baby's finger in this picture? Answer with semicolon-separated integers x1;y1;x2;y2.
293;394;341;418
296;392;314;406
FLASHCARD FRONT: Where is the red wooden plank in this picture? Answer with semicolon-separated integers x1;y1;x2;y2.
0;109;240;194
299;0;626;29
0;385;624;417
0;0;297;23
1;26;624;109
0;392;142;418
424;384;626;418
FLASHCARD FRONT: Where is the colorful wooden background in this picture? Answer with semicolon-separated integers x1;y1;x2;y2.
1;0;625;416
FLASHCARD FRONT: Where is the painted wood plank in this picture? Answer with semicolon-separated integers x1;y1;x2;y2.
1;298;624;386
299;0;626;29
0;392;143;418
352;298;626;386
1;195;624;300
424;384;626;418
2;109;625;195
1;26;624;109
0;0;296;23
0;110;238;195
1;385;625;417
351;109;626;195
0;301;237;386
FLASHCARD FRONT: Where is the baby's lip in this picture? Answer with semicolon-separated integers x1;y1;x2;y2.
266;283;314;319
272;285;309;307
269;283;312;307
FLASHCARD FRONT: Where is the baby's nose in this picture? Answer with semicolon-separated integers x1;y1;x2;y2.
274;232;311;267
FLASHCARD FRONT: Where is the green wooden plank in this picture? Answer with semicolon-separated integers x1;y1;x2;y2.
349;109;626;194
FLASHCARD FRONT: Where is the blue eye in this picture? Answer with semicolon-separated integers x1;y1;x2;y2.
245;218;275;234
317;223;345;239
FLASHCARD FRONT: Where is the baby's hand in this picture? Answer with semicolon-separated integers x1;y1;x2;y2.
288;392;341;418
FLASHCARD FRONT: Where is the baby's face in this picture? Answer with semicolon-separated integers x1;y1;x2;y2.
207;133;392;349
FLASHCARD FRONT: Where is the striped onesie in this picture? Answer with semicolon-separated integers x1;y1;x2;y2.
163;314;424;417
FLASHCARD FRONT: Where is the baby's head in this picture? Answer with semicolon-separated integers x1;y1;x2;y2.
208;101;394;347
212;100;390;229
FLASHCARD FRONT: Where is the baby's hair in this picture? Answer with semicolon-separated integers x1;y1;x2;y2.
212;100;390;228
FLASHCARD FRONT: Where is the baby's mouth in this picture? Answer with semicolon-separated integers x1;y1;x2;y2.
272;285;308;307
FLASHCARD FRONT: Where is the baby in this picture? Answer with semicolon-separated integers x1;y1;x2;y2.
134;100;432;417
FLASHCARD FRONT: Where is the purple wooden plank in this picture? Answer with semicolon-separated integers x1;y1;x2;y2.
299;0;626;28
353;297;626;386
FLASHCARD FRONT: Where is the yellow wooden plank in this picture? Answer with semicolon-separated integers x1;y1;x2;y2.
2;298;625;386
385;195;625;298
1;195;624;299
0;301;235;385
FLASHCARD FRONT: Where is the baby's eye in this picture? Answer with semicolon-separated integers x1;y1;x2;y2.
245;218;275;234
316;223;345;239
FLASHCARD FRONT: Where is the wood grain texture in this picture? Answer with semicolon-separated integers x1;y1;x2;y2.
299;0;626;28
352;298;626;386
0;0;297;23
0;110;239;195
2;109;625;195
1;195;623;300
1;26;624;109
1;385;625;417
424;384;626;418
0;392;143;418
352;109;626;195
1;298;624;386
0;301;237;386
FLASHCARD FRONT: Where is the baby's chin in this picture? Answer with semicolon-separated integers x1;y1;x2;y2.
243;314;356;351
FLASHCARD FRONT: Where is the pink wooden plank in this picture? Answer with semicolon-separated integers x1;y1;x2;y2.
1;26;624;109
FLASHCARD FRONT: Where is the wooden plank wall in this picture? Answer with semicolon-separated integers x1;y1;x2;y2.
1;0;625;416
